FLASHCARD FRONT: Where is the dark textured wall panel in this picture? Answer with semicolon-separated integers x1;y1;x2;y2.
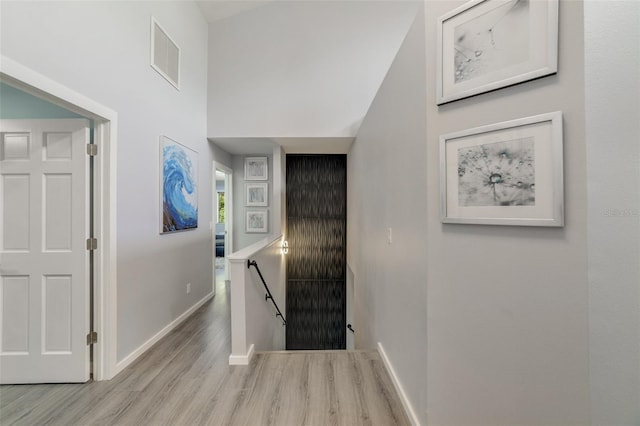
286;155;346;350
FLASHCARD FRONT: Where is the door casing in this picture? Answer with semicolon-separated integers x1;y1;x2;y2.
1;55;118;380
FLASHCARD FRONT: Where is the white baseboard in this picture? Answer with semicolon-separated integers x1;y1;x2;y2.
114;292;214;375
229;343;255;365
377;342;422;426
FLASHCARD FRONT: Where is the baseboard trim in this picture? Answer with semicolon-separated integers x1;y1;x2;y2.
377;342;421;426
229;344;255;365
114;292;214;376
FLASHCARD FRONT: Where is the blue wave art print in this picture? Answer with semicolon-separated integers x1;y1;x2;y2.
161;137;198;233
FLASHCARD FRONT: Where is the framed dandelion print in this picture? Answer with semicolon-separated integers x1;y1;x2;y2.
160;136;198;233
436;0;559;105
439;111;563;226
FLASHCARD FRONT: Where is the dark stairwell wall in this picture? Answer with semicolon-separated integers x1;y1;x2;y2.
286;155;347;350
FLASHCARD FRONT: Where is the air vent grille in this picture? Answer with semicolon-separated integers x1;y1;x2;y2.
151;18;180;90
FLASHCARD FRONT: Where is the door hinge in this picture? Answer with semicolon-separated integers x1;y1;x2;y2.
87;144;98;156
86;331;98;345
86;238;98;251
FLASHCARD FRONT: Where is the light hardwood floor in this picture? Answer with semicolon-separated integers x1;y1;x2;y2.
0;280;410;426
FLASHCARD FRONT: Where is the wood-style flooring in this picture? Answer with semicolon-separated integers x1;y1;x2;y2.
0;280;410;426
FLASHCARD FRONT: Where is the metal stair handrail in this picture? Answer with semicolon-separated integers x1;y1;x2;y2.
247;259;287;326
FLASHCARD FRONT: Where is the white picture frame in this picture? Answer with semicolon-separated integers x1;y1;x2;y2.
246;210;268;233
245;182;268;207
440;111;563;226
244;157;268;181
436;0;559;105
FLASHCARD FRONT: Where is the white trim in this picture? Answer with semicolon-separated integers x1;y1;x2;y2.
0;55;118;381
229;344;255;365
115;292;214;375
228;233;282;261
377;342;422;426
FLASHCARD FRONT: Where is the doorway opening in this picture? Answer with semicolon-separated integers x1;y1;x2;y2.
213;163;233;296
1;58;117;381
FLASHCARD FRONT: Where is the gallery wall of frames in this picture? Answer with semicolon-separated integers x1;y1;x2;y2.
436;0;563;227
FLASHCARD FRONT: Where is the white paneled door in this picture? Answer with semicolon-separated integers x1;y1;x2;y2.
0;119;91;383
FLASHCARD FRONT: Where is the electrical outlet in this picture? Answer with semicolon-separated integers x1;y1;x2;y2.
387;228;392;244
186;283;191;294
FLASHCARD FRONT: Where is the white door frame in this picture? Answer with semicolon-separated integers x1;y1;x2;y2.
1;56;118;381
213;161;233;284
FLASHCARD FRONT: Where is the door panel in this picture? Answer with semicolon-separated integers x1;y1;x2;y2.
2;174;30;250
1;275;30;353
0;119;90;383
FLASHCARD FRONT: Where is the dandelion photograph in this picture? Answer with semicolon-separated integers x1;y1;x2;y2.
454;0;530;84
440;112;564;227
437;0;558;104
457;137;535;207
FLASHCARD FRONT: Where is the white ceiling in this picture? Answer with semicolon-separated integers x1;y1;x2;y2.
196;1;273;22
209;137;354;155
201;0;418;154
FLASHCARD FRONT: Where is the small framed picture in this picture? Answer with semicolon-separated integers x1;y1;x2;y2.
246;210;268;233
244;157;268;181
436;0;559;104
440;111;563;226
246;183;268;207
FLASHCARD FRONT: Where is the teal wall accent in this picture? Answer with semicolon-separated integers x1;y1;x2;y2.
0;82;84;120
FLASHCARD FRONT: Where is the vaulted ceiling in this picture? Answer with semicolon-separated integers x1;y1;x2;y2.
197;1;421;153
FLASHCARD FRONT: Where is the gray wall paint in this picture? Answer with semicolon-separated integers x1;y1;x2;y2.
233;154;274;250
585;1;640;423
211;142;232;169
352;1;593;424
347;7;427;423
1;1;212;362
424;1;589;424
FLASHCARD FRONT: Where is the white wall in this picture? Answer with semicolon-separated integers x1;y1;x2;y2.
206;0;419;138
245;238;286;352
229;235;286;362
424;1;590;424
585;1;640;423
347;7;427;424
1;1;214;362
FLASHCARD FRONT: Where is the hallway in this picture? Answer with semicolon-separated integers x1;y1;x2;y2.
0;283;409;425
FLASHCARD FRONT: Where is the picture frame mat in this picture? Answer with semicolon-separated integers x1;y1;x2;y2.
244;156;268;181
245;182;269;206
246;209;269;233
440;112;563;226
437;0;558;104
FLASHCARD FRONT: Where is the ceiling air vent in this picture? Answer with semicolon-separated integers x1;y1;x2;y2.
151;17;180;90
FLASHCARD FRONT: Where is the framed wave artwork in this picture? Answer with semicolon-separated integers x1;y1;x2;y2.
160;136;198;233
